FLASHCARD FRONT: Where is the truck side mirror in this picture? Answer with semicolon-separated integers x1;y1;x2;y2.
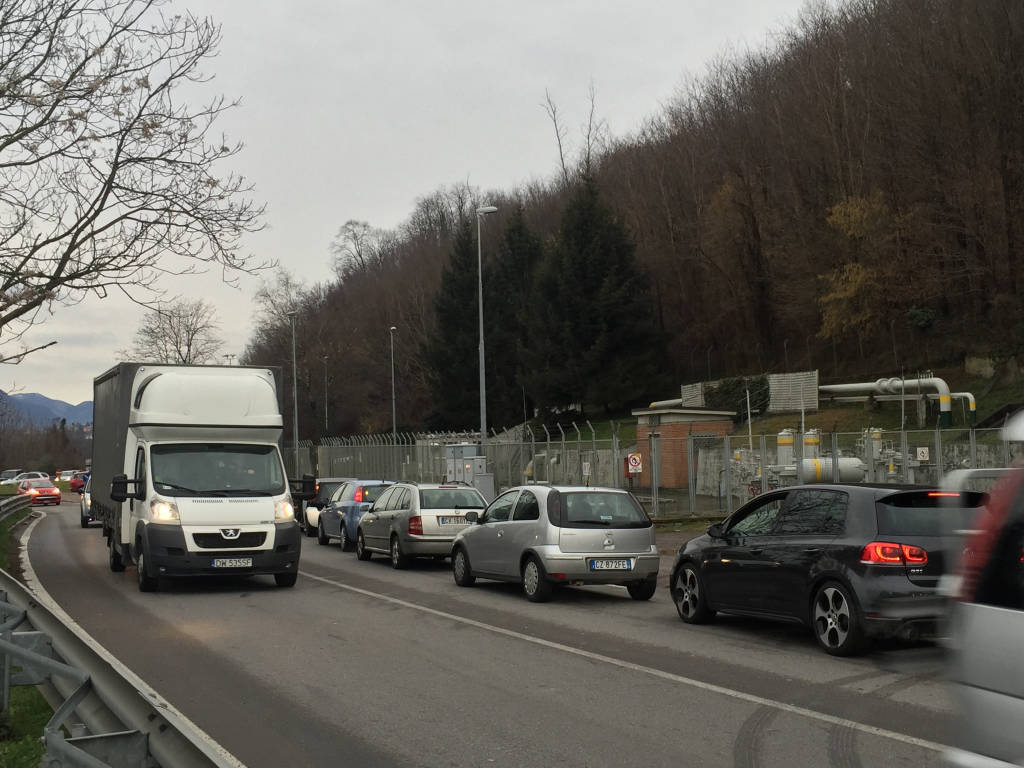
111;474;129;503
290;473;316;502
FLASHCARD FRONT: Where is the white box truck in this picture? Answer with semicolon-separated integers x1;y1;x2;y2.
91;363;312;592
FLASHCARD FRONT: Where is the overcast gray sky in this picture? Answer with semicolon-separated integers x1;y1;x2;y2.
4;0;807;406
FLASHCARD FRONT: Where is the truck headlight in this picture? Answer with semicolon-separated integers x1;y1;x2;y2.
150;499;180;522
275;499;295;520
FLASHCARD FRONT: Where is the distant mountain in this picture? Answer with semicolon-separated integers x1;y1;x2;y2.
0;391;92;427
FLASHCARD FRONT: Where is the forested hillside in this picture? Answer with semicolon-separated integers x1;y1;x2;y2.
242;0;1024;441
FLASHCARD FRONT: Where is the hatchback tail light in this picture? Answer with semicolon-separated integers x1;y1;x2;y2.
354;487;363;503
860;541;928;565
408;516;423;535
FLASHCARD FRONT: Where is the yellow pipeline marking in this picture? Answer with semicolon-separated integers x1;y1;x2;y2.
778;438;793;445
814;458;822;481
939;396;951;404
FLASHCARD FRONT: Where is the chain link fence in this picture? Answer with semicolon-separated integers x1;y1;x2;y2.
284;426;1024;521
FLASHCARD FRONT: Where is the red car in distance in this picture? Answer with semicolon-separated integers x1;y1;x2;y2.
19;478;62;506
69;472;90;493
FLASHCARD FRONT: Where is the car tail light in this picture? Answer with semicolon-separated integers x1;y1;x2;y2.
354;487;363;503
860;541;928;565
408;516;423;535
927;492;961;498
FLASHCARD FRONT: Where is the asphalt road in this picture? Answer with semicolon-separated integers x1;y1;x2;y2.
24;500;956;767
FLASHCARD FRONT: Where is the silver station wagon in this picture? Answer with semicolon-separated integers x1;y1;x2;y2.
451;485;659;602
356;482;487;568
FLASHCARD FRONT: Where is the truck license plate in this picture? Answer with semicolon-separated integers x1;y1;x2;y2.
589;558;631;571
212;557;252;568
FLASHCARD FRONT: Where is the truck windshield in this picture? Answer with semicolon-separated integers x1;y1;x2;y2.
150;444;286;496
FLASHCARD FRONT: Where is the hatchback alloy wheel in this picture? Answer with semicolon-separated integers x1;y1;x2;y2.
813;581;864;656
672;565;713;623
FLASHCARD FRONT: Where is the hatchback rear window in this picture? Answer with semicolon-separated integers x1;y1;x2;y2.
314;482;344;504
560;491;651;528
420;488;485;509
359;485;389;503
875;490;986;536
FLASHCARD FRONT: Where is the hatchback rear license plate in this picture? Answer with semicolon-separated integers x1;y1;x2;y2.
438;516;465;525
212;557;252;568
589;559;631;571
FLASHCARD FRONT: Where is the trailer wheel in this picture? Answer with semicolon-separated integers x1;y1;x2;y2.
108;536;125;572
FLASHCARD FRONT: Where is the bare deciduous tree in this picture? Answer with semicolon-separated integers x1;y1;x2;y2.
0;0;266;364
126;299;222;364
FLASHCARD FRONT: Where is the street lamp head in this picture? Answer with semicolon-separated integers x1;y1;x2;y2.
476;205;498;216
389;325;397;332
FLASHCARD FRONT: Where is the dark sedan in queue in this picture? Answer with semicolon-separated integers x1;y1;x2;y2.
669;484;985;655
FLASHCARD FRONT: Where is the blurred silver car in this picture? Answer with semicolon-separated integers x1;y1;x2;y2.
79;477;95;528
356;482;486;568
946;413;1024;767
450;485;659;602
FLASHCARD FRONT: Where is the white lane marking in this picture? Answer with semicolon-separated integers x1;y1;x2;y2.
18;511;247;768
303;571;947;753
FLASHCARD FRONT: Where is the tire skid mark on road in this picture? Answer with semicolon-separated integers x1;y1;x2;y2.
733;705;779;768
867;669;940;701
302;571;948;754
827;721;863;768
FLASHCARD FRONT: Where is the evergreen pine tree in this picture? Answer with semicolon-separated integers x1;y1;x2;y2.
524;177;667;414
422;219;479;430
484;208;544;429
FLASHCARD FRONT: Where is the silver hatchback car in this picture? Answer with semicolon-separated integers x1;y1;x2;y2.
451;485;659;602
356;482;486;568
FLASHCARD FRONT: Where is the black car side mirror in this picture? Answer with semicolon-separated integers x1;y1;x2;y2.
465;511;479;524
707;523;724;539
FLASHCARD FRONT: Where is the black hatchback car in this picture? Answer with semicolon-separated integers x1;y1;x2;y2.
670;484;985;655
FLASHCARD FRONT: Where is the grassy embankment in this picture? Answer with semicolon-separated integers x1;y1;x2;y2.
0;500;52;767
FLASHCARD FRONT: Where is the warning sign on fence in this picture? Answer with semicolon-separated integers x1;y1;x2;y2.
627;453;642;474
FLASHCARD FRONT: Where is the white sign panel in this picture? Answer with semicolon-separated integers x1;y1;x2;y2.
916;447;930;461
627;453;642;474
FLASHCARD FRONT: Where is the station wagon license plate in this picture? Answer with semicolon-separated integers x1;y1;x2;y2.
438;516;465;525
589;558;632;571
212;557;252;568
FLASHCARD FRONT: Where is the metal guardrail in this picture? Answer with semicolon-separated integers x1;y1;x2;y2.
0;495;239;767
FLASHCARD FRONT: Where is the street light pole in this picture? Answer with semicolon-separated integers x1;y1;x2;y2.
389;326;397;438
323;355;328;434
476;205;498;457
288;311;299;476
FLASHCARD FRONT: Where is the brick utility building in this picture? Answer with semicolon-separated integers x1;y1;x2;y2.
629;405;736;490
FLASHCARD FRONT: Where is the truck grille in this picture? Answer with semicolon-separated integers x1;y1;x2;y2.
192;532;266;549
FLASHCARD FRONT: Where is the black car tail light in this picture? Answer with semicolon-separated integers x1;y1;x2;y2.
860;542;928;565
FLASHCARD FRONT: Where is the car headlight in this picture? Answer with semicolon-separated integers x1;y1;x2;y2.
275;499;295;520
150;499;180;522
